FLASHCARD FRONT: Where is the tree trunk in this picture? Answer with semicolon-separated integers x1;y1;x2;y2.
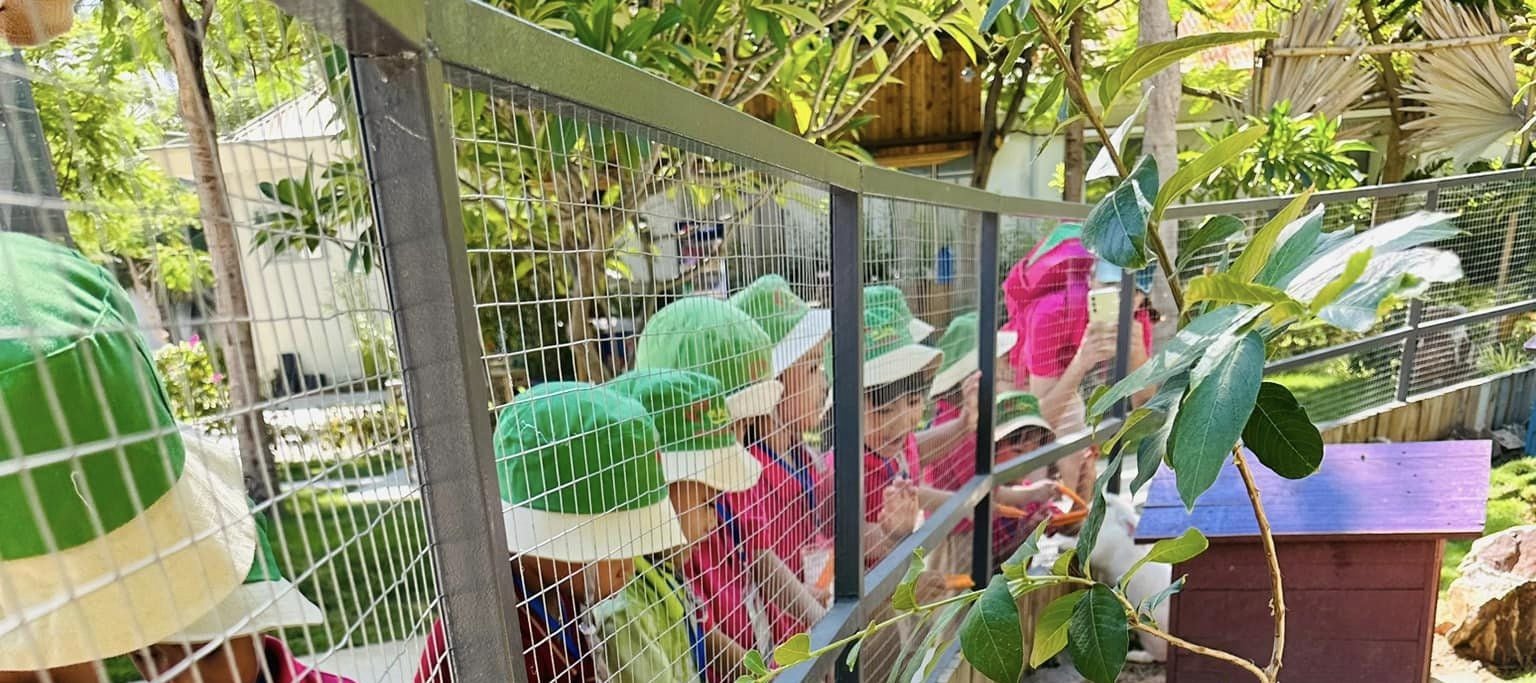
1140;0;1181;344
1061;17;1086;202
159;0;276;502
1359;0;1409;185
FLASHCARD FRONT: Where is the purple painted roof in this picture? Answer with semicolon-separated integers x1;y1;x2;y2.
1136;440;1491;542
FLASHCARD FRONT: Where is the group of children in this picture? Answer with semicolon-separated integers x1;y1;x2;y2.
410;266;1090;682
0;217;1130;683
0;233;346;683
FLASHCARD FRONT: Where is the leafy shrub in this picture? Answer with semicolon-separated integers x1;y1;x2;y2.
154;335;231;433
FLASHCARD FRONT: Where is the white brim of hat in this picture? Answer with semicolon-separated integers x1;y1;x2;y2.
662;444;764;493
0;432;257;668
928;331;1020;398
504;499;688;563
726;379;785;419
771;308;831;377
162;579;326;643
908;318;936;342
994;415;1053;442
864;343;944;388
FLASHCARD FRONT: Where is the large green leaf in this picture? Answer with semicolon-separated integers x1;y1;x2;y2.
1169;330;1265;508
1153;125;1269;222
1284;211;1458;302
1001;521;1049;579
1186;273;1297;307
1308;248;1372;313
1031;591;1086;668
1122;529;1207;589
1314;249;1463;332
774;633;812;666
1073;449;1124;577
1230;192;1316;283
960;576;1025;683
1099;31;1276;108
1255;206;1326;287
1176;215;1247;271
1243;381;1323;479
1068;585;1130;683
1088;306;1258;417
1082;156;1159;270
1131;373;1188;493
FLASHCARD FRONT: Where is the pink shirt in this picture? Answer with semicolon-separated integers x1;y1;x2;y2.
680;499;766;660
724;442;824;643
924;400;977;493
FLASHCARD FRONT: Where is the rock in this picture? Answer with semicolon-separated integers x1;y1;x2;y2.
1439;525;1536;669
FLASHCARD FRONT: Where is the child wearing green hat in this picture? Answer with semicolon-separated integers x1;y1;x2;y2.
726;276;838;644
631;298;782;671
0;234;256;679
603;368;765;682
413;382;688;683
130;489;341;683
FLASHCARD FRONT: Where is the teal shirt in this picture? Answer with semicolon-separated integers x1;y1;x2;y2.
591;557;708;683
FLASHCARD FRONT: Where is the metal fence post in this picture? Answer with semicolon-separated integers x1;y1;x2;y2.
971;210;1000;583
828;184;865;682
352;52;527;682
1106;270;1137;494
1395;187;1439;404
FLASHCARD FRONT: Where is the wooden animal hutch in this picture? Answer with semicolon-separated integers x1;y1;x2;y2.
1137;440;1491;682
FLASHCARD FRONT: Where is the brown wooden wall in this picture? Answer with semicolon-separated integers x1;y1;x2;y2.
1320;368;1536;444
740;38;983;167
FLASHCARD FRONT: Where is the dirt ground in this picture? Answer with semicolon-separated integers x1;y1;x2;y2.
1021;662;1164;683
1430;632;1536;683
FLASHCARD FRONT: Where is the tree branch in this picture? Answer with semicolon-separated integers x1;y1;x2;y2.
1234;449;1286;679
1182;84;1242;111
1134;623;1270;681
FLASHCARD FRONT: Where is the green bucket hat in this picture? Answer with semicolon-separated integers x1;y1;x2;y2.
164;492;324;643
929;312;1020;398
848;305;944;389
864;285;934;342
729;275;830;377
994;391;1053;442
0;233;255;668
494;381;686;563
634;297;783;419
608;369;762;493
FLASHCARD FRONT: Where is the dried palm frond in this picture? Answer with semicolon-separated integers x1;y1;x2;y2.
1401;0;1529;168
1251;0;1375;120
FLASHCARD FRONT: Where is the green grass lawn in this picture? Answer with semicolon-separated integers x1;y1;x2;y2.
103;493;435;682
1442;457;1536;592
1269;370;1387;424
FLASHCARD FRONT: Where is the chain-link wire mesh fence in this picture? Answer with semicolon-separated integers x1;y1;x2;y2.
2;1;1533;682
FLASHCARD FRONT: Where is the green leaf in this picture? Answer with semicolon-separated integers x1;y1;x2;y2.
899;601;968;681
1103;407;1162;454
1100;31;1275;107
789;97;813;134
1285;212;1460;304
1030;590;1086;668
1002;33;1034;76
1230;190;1316;283
1170;330;1264;508
1089;306;1258;418
1255;207;1326;287
761;3;822;26
1243;381;1324;479
1140;576;1185;618
981;0;1021;31
1317;249;1463;331
1051;548;1077;576
1308;248;1371;313
1122;529;1207;589
960;576;1025;683
774;633;813;666
1001;521;1049;579
1186;273;1297;307
1177;215;1247;270
891;549;928;611
743;649;768;675
1082;155;1159;270
1154;125;1269;224
1074;449;1124;577
1131;374;1187;493
1068;585;1130;683
1087;91;1150;181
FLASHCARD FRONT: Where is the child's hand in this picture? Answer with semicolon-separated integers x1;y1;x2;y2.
997;479;1058;507
961;371;982;430
879;479;920;537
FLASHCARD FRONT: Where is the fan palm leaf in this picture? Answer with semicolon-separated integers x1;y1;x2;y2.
1252;0;1376;120
1401;0;1529;168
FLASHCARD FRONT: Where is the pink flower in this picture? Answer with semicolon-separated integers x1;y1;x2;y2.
211;372;225;383
187;334;201;346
